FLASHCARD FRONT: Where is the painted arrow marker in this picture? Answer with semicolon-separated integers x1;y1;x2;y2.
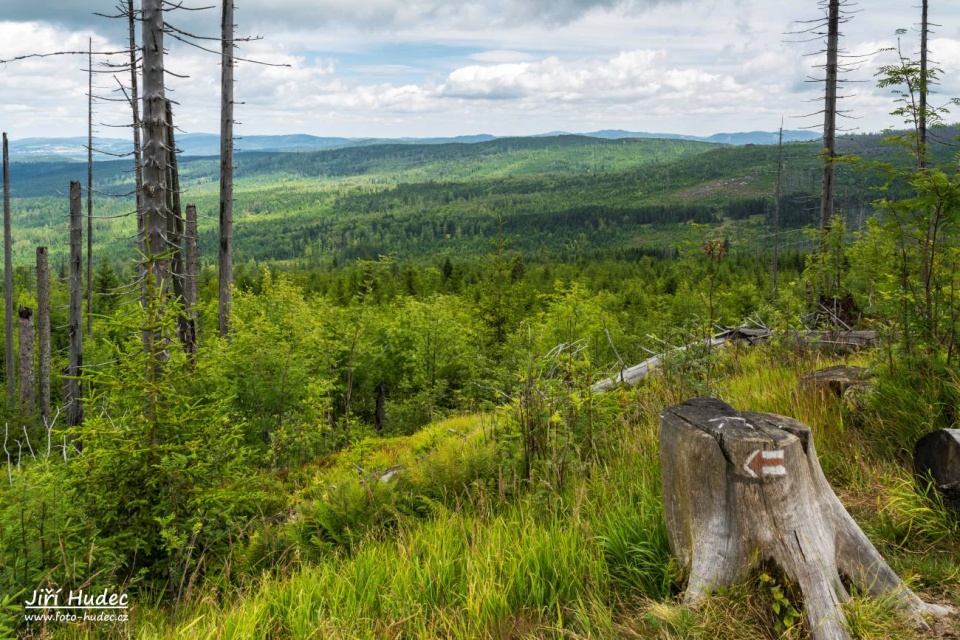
743;449;786;478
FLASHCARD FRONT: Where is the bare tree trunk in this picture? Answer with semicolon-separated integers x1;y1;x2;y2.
127;0;144;256
18;307;33;419
67;182;83;449
141;0;170;356
219;0;235;337
165;101;191;349
819;0;839;232
184;204;198;356
773;123;783;297
2;133;13;404
166;101;185;299
87;38;94;339
919;0;929;170
165;103;184;288
36;247;50;430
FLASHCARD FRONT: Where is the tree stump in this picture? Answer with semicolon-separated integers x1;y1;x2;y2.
914;429;960;512
660;397;951;639
799;365;871;397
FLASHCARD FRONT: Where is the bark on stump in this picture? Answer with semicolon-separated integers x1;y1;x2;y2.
660;397;951;640
914;429;960;513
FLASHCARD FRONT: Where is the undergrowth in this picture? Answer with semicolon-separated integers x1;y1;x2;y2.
24;346;960;639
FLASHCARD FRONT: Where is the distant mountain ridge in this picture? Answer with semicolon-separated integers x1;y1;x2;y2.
8;129;821;161
581;129;821;145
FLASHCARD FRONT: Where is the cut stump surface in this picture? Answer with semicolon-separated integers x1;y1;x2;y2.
660;397;951;640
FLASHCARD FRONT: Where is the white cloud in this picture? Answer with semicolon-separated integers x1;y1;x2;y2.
468;50;538;64
438;49;760;113
1;1;959;139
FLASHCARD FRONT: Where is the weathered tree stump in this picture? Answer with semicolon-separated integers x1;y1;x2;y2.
799;365;871;397
660;397;951;639
914;429;960;512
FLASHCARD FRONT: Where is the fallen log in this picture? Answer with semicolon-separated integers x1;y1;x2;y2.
592;333;730;392
593;328;878;392
782;330;878;355
660;397;951;639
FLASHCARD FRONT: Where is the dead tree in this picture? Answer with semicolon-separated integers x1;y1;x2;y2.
660;398;951;640
789;0;854;233
127;0;144;254
919;0;929;170
184;204;198;355
2;133;12;403
773;124;783;297
18;307;34;419
219;0;235;337
141;0;171;356
36;247;50;429
165;99;183;289
67;183;84;448
165;100;192;349
819;0;839;232
87;38;94;338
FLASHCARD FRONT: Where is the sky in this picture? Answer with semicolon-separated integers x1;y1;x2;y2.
1;0;959;141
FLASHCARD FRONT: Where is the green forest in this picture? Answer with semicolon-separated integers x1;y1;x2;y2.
2;2;960;639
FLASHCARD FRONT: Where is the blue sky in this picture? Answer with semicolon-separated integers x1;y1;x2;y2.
1;0;959;140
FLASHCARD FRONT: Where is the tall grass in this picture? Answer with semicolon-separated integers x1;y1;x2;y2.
36;347;960;639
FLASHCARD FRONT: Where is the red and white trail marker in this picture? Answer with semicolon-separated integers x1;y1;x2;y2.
744;449;786;478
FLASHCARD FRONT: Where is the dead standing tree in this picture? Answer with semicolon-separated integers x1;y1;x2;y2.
661;398;952;640
820;0;840;232
140;0;172;364
67;183;84;449
124;0;145;254
788;0;857;233
18;307;34;420
184;204;198;356
36;247;51;430
165;99;191;349
919;0;929;170
87;38;95;339
2;133;12;404
219;0;235;337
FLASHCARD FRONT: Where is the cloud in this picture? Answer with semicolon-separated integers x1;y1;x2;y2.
2;0;959;140
468;50;538;64
930;37;960;93
437;49;760;109
237;0;673;30
0;1;105;29
0;0;670;34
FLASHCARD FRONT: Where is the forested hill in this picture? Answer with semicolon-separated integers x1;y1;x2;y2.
5;127;958;266
8;135;716;199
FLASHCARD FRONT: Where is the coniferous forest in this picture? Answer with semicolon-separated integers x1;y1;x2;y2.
1;1;960;639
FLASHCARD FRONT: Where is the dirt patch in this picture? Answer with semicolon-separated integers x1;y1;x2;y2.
669;174;761;202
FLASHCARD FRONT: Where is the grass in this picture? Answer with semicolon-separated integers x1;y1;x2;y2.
30;346;960;639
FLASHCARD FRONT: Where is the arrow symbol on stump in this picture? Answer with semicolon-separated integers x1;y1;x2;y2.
744;449;786;478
